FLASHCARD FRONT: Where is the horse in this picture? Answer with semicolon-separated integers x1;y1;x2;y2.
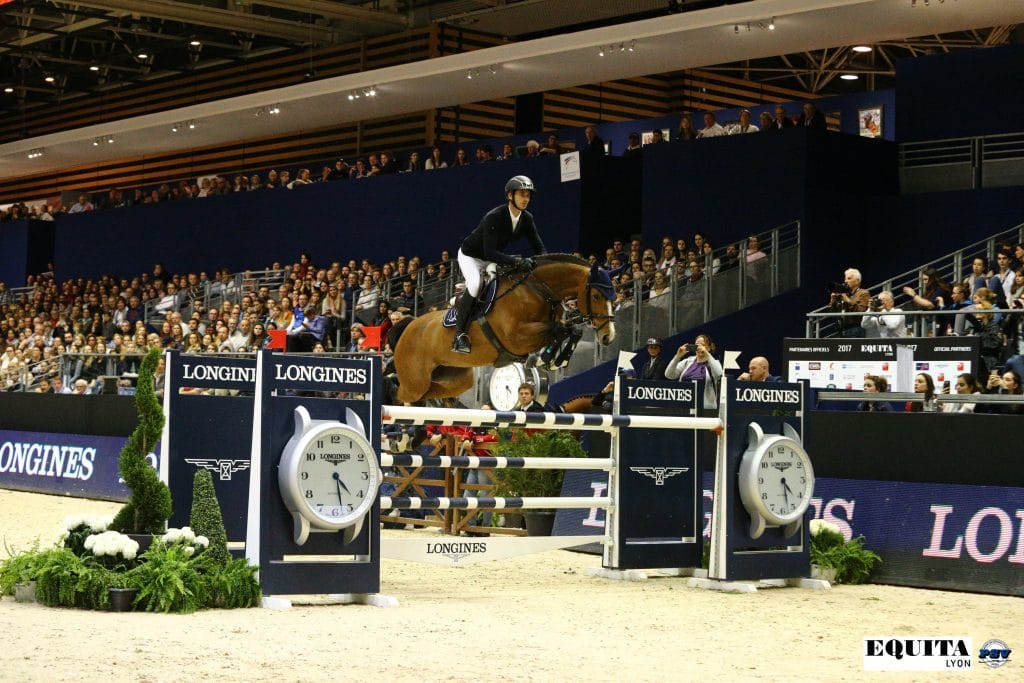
392;254;617;404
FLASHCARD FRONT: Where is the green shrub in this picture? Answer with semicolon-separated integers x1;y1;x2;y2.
810;520;882;584
124;540;204;614
490;429;586;498
0;539;44;595
201;557;261;609
34;548;85;607
111;347;172;534
189;469;231;567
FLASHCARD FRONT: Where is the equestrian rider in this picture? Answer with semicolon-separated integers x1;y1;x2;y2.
452;175;546;353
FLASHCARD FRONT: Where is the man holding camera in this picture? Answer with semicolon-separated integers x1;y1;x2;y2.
828;268;870;337
861;290;907;338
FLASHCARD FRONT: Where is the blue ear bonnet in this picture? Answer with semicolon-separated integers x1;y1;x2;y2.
588;264;616;301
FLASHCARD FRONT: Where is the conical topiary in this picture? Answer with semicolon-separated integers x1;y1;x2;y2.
110;347;173;534
189;469;231;566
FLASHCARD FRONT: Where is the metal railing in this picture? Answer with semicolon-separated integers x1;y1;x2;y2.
805;221;1024;338
900;131;1024;192
817;391;1024;412
142;268;286;324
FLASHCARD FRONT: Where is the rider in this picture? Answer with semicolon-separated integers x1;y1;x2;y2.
452;175;546;353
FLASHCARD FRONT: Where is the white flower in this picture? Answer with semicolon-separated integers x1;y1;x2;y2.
183;546;195;557
810;519;841;537
194;536;209;548
163;528;182;543
85;531;137;559
180;527;196;543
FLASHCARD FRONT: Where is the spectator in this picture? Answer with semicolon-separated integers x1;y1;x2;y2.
542;134;563;156
773;104;795;130
797;102;826;129
328;159;350;180
980;369;1024;414
678;116;697;141
392;279;423;316
639;338;668;380
941;373;982;414
287;304;325;352
903;266;952;334
906;372;936;412
966;256;989;296
828;267;870;337
452;148;470;167
989;250;1015;307
697;112;726;138
353;275;379;324
475;144;494;163
350;159;370;179
622;132;643;159
731;109;759;134
72;378;90;395
514;382;546;412
498;142;517;161
287;168;313;188
664;334;722;409
582;126;606;157
758;111;774;132
405;151;423;172
524;140;541;157
344;323;366;353
964;291;1003;375
69;194;94;214
650;129;666;144
738;356;781;382
858;375;891;412
379;152;400;174
861;290;907;338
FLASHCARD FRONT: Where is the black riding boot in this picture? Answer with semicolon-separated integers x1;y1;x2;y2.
451;290;477;353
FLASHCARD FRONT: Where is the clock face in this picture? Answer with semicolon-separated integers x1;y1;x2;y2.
297;426;377;526
489;364;525;411
752;438;813;524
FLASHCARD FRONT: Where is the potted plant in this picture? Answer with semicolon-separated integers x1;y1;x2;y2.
0;540;45;603
809;519;882;584
489;428;586;536
109;347;173;541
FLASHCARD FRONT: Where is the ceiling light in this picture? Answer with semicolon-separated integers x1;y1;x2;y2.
368;87;377;96
171;124;179;132
189;40;201;47
89;65;100;72
268;105;280;115
347;93;355;101
44;75;55;83
3;87;12;94
598;47;605;57
137;52;149;60
92;138;100;147
768;17;775;30
467;70;473;79
628;40;636;52
187;120;196;129
27;148;44;159
852;45;873;53
107;136;114;144
840;74;859;80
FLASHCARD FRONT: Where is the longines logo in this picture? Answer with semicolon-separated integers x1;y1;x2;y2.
733;387;800;404
625;386;693;402
772;462;792;472
425;541;488;562
322;453;350;465
630;466;689;485
181;363;255;383
273;364;368;385
185;458;251;481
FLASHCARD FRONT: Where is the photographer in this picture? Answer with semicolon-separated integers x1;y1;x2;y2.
665;334;722;410
828;268;870;337
861;291;907;338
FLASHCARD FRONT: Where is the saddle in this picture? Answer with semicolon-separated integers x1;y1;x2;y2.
441;277;499;328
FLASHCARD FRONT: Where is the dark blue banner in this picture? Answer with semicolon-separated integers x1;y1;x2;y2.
0;429;161;502
556;471;1024;596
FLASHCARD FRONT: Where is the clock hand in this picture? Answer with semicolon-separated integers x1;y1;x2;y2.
780;477;790;505
781;477;796;495
333;471;351;499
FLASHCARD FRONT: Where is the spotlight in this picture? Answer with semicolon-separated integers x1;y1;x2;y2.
44;75;55;83
189;40;202;47
89;65;100;72
92;138;100;147
369;87;377;96
768;17;775;30
3;86;13;94
620;43;625;52
27;148;44;159
840;73;859;80
187;120;196;129
467;70;473;79
852;45;873;53
171;124;179;133
268;105;280;115
137;52;149;60
629;40;636;52
347;93;355;101
107;136;114;144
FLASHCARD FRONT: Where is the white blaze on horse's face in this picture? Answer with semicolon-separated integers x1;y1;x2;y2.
600;300;616;345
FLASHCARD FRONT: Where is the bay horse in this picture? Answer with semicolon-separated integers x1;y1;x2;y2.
393;254;617;404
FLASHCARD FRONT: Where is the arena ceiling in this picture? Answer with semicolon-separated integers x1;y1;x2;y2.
0;0;1021;179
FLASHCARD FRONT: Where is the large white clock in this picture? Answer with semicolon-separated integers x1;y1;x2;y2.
488;363;537;411
278;406;380;545
737;422;814;540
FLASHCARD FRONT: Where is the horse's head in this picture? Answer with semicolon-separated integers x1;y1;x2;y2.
580;263;617;346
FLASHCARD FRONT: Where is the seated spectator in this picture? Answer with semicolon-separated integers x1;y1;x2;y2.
392;279;423;316
797;101;826;129
405;151;422;172
328;159;350;180
287;305;325;352
475;144;494;163
906;372;936;412
941;373;982;414
858;375;891;412
542;134;563;156
353;275;379;324
69;194;94;214
981;369;1024;414
287;168;313;188
758;111;774;132
425;145;446;167
738;356;781;382
265;170;280;189
514;382;548;412
657;243;677;272
278;170;292;188
730;109;759;134
379;151;400;174
452;148;470;167
524;139;541;157
498;142;517;161
861;290;907;338
697;112;726;138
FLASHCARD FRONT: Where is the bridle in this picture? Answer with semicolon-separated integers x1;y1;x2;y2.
497;265;614;333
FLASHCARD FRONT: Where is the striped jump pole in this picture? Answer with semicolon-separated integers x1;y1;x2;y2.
382;405;723;433
380;453;615;471
380;496;613;510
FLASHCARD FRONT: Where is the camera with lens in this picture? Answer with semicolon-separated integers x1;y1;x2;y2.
869;296;882;311
828;281;852;295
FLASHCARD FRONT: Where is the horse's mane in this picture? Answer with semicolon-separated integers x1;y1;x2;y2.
535;253;590;267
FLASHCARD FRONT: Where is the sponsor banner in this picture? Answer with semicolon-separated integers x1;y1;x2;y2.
619;382;694;410
381;535;595;566
176;355;256;391
0;430;161;501
863;637;973;671
783;337;979;390
267;354;373;392
557;473;1024;595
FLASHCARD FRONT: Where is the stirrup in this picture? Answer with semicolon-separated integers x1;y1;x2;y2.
452;333;472;354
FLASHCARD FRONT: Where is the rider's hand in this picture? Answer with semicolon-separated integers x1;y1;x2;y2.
520;257;535;271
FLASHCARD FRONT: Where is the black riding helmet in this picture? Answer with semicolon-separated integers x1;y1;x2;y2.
504;175;536;196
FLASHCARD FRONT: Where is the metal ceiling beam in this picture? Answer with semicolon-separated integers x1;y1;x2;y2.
61;0;336;44
0;17;114;55
250;0;407;30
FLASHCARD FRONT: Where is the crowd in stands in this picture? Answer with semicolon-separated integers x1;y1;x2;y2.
0;101;824;223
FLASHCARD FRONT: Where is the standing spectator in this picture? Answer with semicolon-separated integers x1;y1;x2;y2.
639;338;668;380
664;334;722;410
582;126;606;157
797;102;826;130
678;116;697;141
773;105;795;130
731;109;759;134
828;268;870;337
622;132;643;159
697;112;726;138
